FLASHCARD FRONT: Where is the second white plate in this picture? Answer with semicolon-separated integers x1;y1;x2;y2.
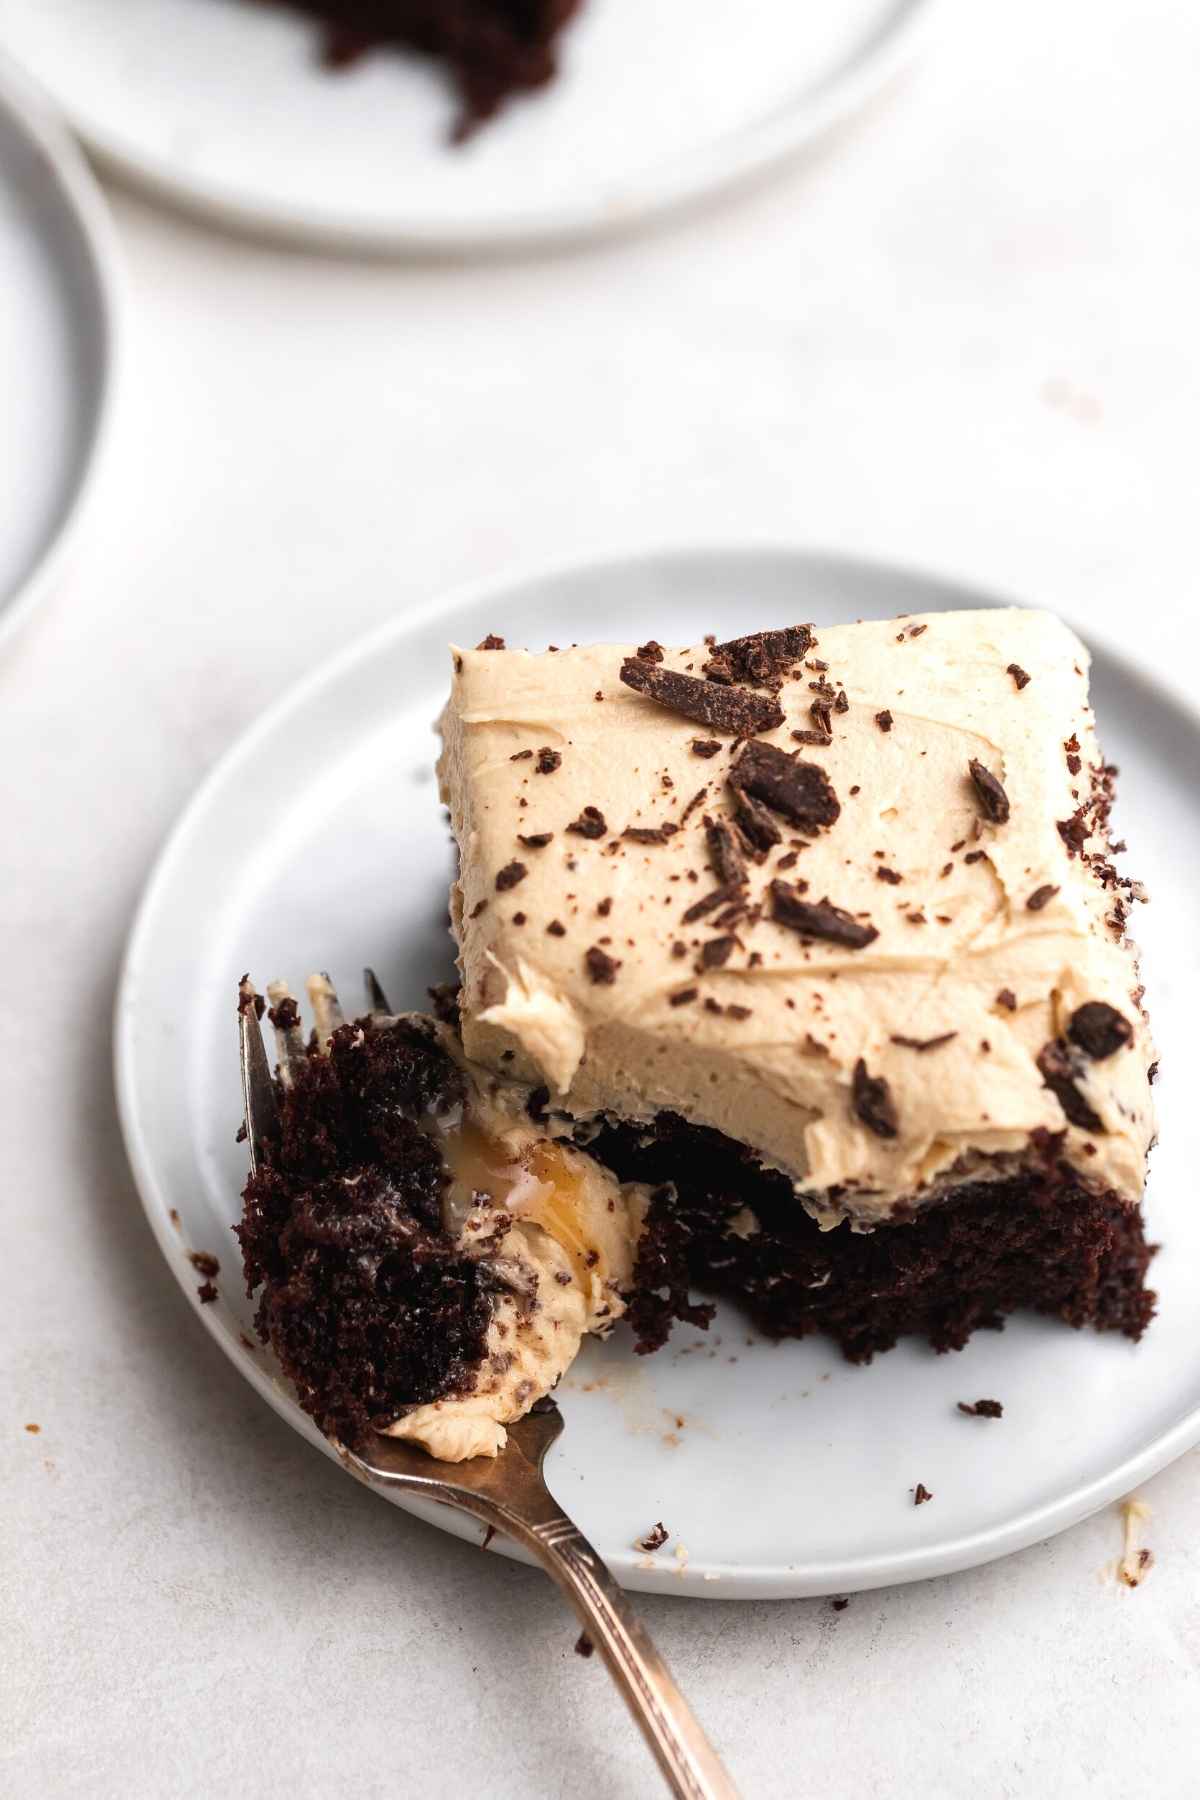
115;547;1200;1598
5;0;935;251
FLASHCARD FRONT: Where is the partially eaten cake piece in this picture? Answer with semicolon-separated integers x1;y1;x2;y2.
238;608;1157;1461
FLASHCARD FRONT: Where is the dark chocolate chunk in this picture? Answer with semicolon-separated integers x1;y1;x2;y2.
535;747;562;774
692;739;722;758
1068;1001;1134;1060
708;625;814;684
957;1399;1004;1418
699;936;736;971
913;1483;933;1506
268;995;301;1031
704;816;748;889
968;758;1010;825
731;788;782;855
636;640;665;663
197;1281;218;1304
596;897;613;918
770;883;880;950
1007;663;1031;690
875;710;893;732
1026;884;1059;911
546;920;566;937
495;860;527;892
729;739;840;831
585;946;620;985
852;1059;899;1138
889;1032;958;1053
566;806;607;839
1037;1039;1105;1132
518;832;554;849
620;657;785;734
636;1522;670;1552
476;633;505;650
831;1597;849;1612
834;690;850;714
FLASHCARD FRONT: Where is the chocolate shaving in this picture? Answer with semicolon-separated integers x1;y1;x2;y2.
623;824;679;845
636;640;665;663
518;832;554;849
968;758;1010;824
535;747;562;774
636;1522;670;1552
913;1483;933;1506
833;689;850;714
699;936;735;970
476;633;505;650
566;806;607;839
1026;884;1059;911
679;786;709;827
510;749;533;761
771;883;879;950
726;1004;752;1021
1007;663;1031;690
728;739;840;831
957;1399;1003;1418
681;886;736;925
620;657;784;734
889;1032;958;1053
707;625;814;684
876;866;903;885
791;729;832;747
585;946;620;985
1068;1002;1133;1060
809;700;833;738
731;788;783;856
691;739;721;758
853;1059;899;1138
495;861;527;891
1037;1039;1105;1132
704;817;748;888
669;987;699;1007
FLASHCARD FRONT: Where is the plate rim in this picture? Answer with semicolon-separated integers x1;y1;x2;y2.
0;50;124;656
29;0;942;254
113;540;1200;1598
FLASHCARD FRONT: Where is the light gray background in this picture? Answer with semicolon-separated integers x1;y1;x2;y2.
4;1;1198;1794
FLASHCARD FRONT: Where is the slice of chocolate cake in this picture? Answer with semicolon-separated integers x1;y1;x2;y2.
257;0;582;139
437;609;1158;1365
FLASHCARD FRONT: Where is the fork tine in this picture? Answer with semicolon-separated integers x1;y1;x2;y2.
363;966;393;1016
306;971;344;1044
238;978;279;1175
265;980;307;1086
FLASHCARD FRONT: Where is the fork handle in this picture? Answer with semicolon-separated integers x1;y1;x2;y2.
491;1502;739;1800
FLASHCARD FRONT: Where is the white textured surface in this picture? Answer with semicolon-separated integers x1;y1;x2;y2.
3;0;1199;1794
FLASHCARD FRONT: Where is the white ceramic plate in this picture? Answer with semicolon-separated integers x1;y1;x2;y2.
4;0;937;252
115;546;1200;1599
0;53;120;653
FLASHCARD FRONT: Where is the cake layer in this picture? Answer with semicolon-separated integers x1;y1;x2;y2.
437;610;1156;1225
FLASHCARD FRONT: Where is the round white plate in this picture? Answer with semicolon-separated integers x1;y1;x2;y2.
115;546;1200;1599
5;0;937;252
0;53;120;653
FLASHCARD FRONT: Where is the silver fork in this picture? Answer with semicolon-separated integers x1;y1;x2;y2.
238;972;738;1800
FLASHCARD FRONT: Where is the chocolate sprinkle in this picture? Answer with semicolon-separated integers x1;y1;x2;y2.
518;832;554;849
567;806;607;839
852;1059;899;1138
968;758;1011;824
1069;1002;1134;1060
770;883;880;949
708;625;814;685
1026;884;1059;911
729;739;840;831
1038;1040;1105;1132
620;657;785;735
495;860;527;891
692;739;722;758
585;946;620;984
889;1032;958;1053
535;747;562;774
1007;663;1031;690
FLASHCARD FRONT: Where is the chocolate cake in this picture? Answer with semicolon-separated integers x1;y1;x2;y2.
238;608;1159;1462
257;0;582;139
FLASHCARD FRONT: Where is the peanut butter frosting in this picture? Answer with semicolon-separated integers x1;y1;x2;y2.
436;609;1155;1227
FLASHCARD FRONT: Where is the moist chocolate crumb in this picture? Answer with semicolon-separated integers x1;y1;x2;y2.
731;788;783;856
477;633;505;650
197;1281;218;1304
495;860;527;891
535;747;562;774
671;940;687;958
875;710;893;732
913;1483;933;1506
1026;884;1059;911
620;657;785;735
636;640;665;663
624;824;679;845
876;866;903;885
669;987;699;1007
699;936;736;971
1069;1001;1134;1060
957;1398;1004;1418
831;1597;849;1612
853;1059;899;1138
268;995;301;1031
188;1250;220;1278
996;988;1018;1011
834;690;850;714
567;806;607;839
636;1521;670;1552
546;920;566;937
708;625;814;684
771;883;880;949
585;946;620;985
730;740;840;831
1038;1039;1105;1132
597;897;613;917
968;758;1011;824
575;1632;595;1659
889;1032;958;1053
682;886;736;925
705;817;748;888
510;749;533;761
518;832;554;850
1007;663;1031;690
692;739;722;758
